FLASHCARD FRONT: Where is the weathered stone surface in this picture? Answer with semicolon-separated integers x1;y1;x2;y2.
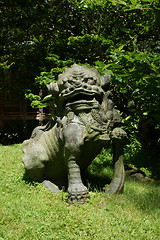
42;180;60;193
22;64;127;203
125;165;150;182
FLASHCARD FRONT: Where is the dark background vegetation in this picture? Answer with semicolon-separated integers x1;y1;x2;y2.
0;0;160;178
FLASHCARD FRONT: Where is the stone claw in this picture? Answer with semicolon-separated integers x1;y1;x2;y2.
67;184;90;204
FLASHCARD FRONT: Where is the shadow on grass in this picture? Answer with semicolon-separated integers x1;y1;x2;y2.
22;171;42;185
84;171;112;191
23;170;68;191
22;165;112;193
84;161;113;191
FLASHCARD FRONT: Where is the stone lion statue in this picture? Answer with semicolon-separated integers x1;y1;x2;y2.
22;64;126;203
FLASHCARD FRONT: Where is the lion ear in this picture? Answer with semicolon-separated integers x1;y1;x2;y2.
47;82;59;95
100;74;111;90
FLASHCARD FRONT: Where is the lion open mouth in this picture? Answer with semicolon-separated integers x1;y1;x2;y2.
62;88;102;109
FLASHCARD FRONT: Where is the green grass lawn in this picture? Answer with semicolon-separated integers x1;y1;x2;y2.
0;144;160;240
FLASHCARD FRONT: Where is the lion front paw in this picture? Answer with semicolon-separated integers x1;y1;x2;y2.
67;184;90;204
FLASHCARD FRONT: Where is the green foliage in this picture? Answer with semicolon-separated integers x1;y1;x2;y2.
35;71;55;87
87;147;113;189
0;144;160;240
24;91;44;109
0;60;14;72
68;34;113;63
1;0;160;154
45;54;74;77
95;49;160;143
25;54;73;108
